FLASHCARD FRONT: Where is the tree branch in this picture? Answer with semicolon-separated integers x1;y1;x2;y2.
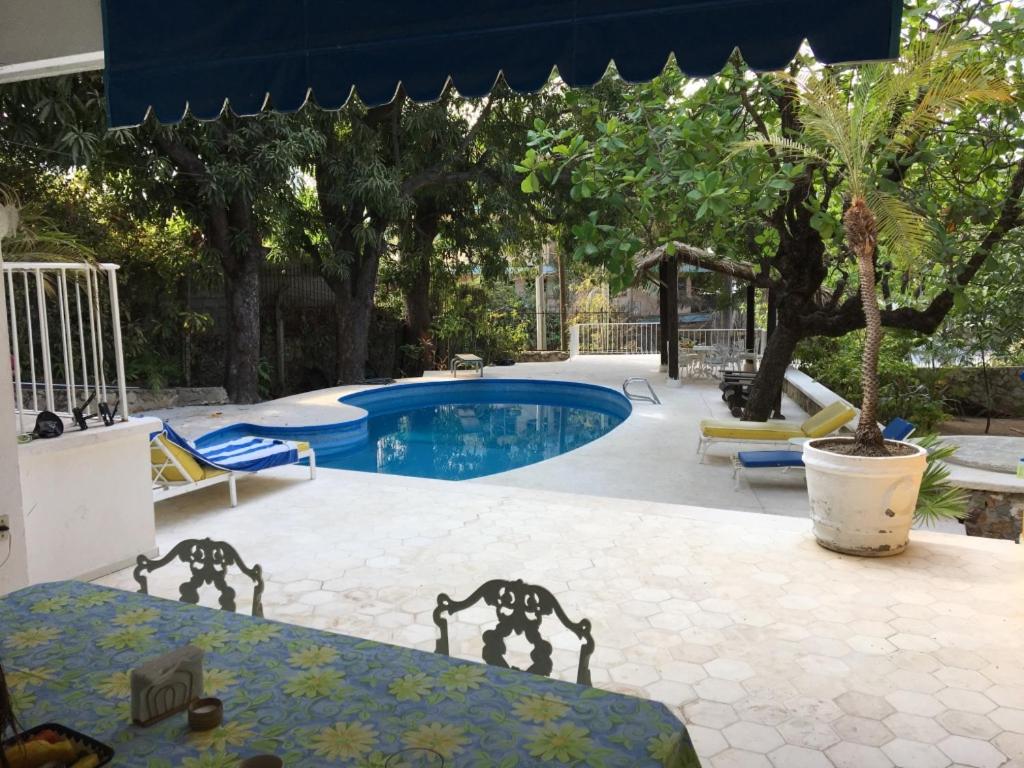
882;156;1024;332
820;157;1024;336
400;152;493;196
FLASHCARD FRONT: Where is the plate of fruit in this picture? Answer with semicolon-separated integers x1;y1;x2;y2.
1;723;113;767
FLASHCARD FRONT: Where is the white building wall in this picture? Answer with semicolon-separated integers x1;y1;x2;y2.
0;279;29;593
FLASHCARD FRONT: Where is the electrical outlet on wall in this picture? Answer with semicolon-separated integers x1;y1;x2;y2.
0;514;9;542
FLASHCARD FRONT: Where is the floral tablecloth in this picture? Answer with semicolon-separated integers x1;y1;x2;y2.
1;582;700;767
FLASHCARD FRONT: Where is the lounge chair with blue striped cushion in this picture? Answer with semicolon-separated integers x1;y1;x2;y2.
151;423;315;507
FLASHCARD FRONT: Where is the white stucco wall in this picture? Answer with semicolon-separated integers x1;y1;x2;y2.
14;416;160;587
0;280;29;594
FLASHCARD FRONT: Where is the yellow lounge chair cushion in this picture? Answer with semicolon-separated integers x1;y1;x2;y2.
800;401;856;437
699;419;805;440
151;435;225;482
700;401;856;441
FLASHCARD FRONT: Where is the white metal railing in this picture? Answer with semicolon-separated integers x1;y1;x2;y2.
572;322;661;355
569;323;766;357
3;262;129;434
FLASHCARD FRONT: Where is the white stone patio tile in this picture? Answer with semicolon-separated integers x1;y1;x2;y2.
689;724;729;758
735;701;792;728
937;735;1008;768
890;633;941;652
281;578;322;593
608;662;660;687
935;667;994;692
891;650;942;673
936;688;997;715
704;659;756;682
883;712;949;744
643;680;697;707
776;718;840;750
710;748;772;768
890;669;944;694
835;691;896;720
991;708;1024;734
988;685;1024;709
783;697;843;723
695;678;748;704
683;701;740;729
832;715;895;747
767;744;831;768
826;742;895;768
885;690;946;717
996;732;1024;761
882;738;950;768
723;722;784;753
936;710;1000;740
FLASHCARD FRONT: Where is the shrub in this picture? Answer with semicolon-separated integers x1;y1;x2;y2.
796;333;949;431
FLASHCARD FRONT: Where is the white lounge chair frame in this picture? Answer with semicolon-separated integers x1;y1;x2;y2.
151;436;317;508
697;433;800;463
151;435;238;507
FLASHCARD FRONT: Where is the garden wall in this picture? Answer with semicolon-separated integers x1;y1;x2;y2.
919;366;1024;417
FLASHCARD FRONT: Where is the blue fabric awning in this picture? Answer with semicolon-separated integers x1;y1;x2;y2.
101;0;904;128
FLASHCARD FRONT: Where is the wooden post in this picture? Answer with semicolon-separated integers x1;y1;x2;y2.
766;287;783;418
745;283;756;353
275;291;286;396
556;245;568;352
667;256;679;381
658;260;669;369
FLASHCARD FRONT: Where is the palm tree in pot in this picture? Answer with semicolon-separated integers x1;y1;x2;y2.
738;32;1009;554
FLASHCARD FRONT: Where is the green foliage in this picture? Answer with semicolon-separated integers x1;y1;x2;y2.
796;334;949;430
913;434;970;526
433;282;531;366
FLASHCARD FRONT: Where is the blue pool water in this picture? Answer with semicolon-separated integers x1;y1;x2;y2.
319;380;631;480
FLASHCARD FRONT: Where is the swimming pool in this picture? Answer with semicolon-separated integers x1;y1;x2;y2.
321;380;630;480
194;380;631;481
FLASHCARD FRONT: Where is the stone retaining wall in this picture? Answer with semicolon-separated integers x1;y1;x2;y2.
919;366;1024;417
127;386;228;413
516;350;570;363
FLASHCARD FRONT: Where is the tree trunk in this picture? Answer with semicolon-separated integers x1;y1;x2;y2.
328;240;382;385
744;323;801;420
846;197;886;451
403;250;433;374
401;206;440;374
222;250;262;404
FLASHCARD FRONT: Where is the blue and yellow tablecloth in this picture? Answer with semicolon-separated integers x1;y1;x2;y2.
1;581;700;766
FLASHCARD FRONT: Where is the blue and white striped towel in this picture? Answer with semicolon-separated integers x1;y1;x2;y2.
162;423;299;473
198;436;300;472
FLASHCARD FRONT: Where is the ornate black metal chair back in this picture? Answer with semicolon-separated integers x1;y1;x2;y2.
133;538;265;617
433;578;594;686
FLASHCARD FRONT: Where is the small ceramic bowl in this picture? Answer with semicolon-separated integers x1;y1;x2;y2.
187;698;223;731
239;756;283;768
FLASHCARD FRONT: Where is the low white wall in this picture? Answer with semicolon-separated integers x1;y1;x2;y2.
784;367;860;431
13;416;159;588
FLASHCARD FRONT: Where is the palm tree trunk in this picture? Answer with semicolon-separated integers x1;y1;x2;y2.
846;197;886;452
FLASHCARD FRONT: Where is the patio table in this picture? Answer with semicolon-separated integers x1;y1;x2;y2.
0;581;700;767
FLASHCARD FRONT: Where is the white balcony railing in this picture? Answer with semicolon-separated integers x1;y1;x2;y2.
569;323;766;357
4;262;129;434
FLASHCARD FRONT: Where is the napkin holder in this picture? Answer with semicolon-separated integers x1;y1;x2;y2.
130;645;204;726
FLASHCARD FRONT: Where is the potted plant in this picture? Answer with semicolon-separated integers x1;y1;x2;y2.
739;33;1008;555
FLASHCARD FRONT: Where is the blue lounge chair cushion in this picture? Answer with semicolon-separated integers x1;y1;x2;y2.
736;450;805;469
882;417;915;441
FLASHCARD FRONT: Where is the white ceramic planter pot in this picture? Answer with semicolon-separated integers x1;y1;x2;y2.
804;438;927;557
